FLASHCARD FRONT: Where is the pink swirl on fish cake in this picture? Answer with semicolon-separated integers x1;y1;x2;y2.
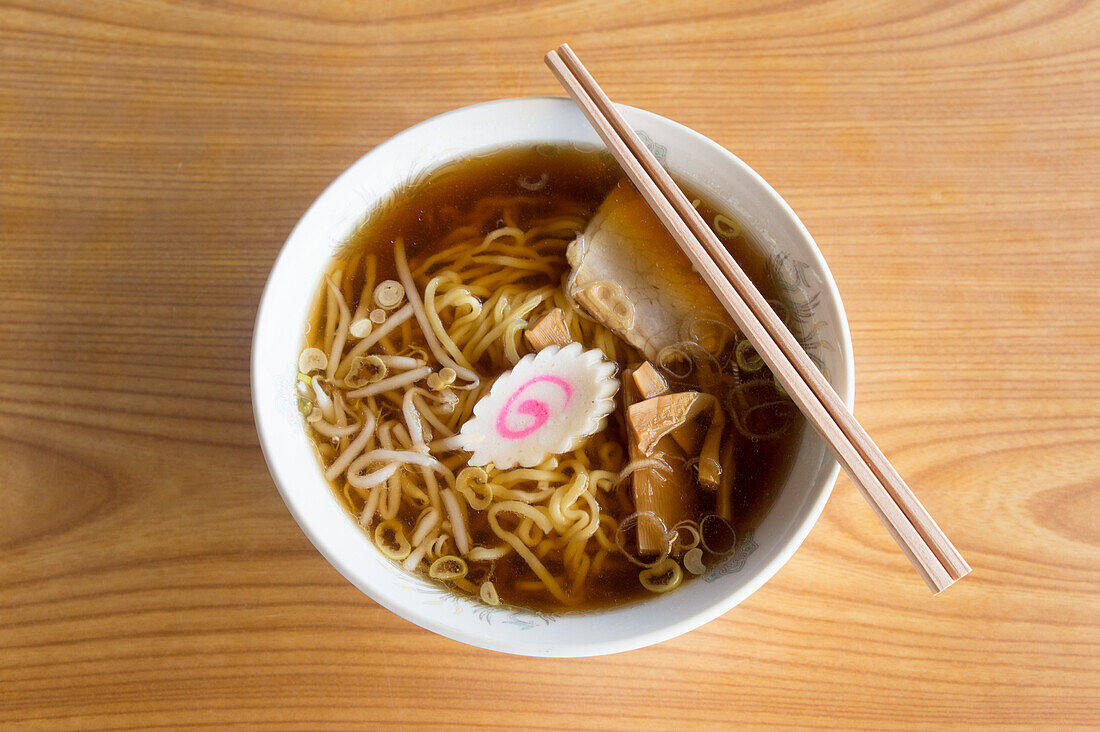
495;375;573;440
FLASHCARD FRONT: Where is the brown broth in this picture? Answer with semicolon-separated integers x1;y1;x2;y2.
305;145;803;612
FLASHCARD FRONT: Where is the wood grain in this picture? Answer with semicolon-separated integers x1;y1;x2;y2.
1;0;1097;728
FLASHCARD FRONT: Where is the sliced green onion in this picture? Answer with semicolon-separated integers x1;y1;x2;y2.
639;557;683;593
480;581;501;606
713;214;742;239
700;514;737;556
684;548;706;575
736;339;765;372
429;555;468;581
374;519;411;561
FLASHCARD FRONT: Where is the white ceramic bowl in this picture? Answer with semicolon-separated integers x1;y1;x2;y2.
252;97;854;657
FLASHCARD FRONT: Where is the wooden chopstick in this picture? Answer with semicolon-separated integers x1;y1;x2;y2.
550;45;972;588
546;44;971;593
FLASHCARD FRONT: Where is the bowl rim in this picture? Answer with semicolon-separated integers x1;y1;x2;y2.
252;95;855;656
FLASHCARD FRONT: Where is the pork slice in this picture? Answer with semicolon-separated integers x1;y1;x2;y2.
566;180;733;362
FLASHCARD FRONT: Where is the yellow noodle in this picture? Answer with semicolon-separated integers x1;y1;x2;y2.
562;492;602;571
569;552;591;595
464;295;545;364
493;469;568;486
481;225;526;247
593;514;619;551
489;483;556;503
423;275;477;368
590;547;608;576
515;517;544;548
547;473;590;533
488;503;574;605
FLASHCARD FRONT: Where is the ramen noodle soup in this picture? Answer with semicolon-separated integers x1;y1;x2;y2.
296;146;803;611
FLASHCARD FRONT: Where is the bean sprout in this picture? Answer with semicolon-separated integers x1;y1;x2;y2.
346;366;432;399
441;488;469;555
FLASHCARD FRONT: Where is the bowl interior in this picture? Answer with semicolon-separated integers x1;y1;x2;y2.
252;97;853;657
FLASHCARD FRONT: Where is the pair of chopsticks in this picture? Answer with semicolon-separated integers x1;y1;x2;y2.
545;44;970;593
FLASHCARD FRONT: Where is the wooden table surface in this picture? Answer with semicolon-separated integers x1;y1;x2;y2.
3;1;1098;728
